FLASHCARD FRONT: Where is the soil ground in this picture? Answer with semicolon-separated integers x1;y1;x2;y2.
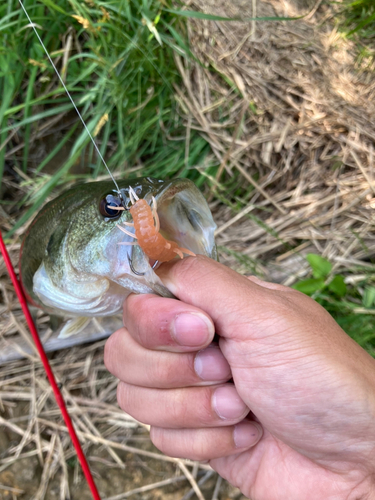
1;0;374;499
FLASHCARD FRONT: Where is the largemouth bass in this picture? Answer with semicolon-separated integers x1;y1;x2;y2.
20;178;217;336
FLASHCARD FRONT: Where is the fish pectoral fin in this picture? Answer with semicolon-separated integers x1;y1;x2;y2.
58;317;91;338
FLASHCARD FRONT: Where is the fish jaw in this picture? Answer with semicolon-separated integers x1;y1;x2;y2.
103;228;175;298
31;218;137;317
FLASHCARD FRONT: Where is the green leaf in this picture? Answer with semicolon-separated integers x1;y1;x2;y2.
154;12;161;25
292;278;325;295
1;103;73;133
347;10;375;36
328;275;347;297
38;0;68;15
363;287;375;309
306;253;332;279
163;8;302;22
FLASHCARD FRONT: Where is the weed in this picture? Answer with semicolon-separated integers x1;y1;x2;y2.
0;0;209;236
293;254;375;355
339;0;375;38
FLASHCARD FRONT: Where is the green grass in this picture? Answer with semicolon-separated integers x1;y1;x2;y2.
0;0;212;235
327;1;375;70
337;0;375;38
316;289;375;356
293;254;375;356
0;0;300;236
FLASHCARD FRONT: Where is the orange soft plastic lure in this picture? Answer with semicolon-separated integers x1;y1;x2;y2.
115;186;196;263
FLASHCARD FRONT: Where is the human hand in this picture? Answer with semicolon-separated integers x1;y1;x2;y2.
104;256;375;500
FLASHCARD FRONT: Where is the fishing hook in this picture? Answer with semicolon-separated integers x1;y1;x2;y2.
127;250;159;276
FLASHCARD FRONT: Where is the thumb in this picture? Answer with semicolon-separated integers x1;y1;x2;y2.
156;256;271;338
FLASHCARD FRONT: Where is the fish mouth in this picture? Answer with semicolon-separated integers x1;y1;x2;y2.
109;178;217;293
152;178;217;259
128;178;217;264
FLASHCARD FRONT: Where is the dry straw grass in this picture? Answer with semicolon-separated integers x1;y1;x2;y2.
1;0;375;498
181;0;375;283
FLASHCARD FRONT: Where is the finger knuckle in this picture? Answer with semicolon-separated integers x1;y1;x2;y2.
265;293;300;319
149;427;166;452
172;255;212;290
169;390;189;423
116;382;131;412
197;387;217;425
151;355;174;385
184;432;212;461
104;330;121;374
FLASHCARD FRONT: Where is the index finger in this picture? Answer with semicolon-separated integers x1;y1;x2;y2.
124;293;215;352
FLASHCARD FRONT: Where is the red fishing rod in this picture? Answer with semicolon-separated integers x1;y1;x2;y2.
0;230;101;500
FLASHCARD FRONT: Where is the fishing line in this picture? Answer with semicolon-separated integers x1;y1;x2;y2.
13;3;110;497
0;230;101;500
18;0;121;196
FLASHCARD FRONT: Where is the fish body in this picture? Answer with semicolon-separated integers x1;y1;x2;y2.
20;178;217;322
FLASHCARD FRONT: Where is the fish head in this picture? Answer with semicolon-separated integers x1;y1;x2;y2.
20;177;217;318
64;177;217;284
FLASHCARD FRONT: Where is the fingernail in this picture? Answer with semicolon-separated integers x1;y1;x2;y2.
172;313;214;347
233;422;262;448
212;386;248;420
195;346;231;381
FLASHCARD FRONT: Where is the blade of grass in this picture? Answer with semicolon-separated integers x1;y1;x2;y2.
22;65;38;172
163;8;303;22
1;103;74;134
35;124;79;173
6;146;85;238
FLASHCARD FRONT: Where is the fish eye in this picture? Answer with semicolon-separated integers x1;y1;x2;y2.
99;194;122;219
